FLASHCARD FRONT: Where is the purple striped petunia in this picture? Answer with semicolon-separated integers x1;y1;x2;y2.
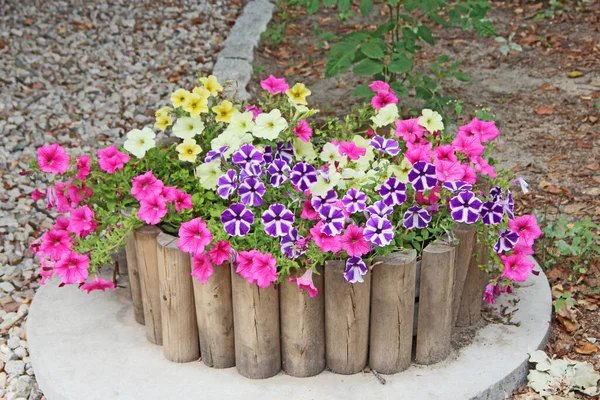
275;141;294;164
280;229;305;259
341;188;367;214
442;181;473;193
494;229;519;254
217;169;237;199
366;200;393;218
311;189;338;212
318;204;345;236
231;144;264;167
489;186;503;202
363;215;394;247
239;163;263;182
221;203;254;236
403;205;432;229
262;204;295;238
290;162;318;191
266;160;290;188
204;146;229;163
263;145;273;164
480;201;504;225
370;136;400;156
238;178;266;207
379;177;407;206
501;190;515;220
408;161;438;192
344;257;368;283
449;191;483;224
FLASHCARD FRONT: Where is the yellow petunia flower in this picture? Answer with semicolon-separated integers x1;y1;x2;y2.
170;89;191;108
155;106;173;118
199;75;223;96
183;93;208;118
286;83;311;105
212;100;237;123
176;138;202;163
154;113;173;131
192;86;211;102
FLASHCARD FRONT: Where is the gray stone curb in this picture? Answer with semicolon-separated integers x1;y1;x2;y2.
212;0;275;100
27;261;551;400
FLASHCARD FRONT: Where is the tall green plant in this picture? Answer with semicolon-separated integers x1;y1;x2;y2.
294;0;495;116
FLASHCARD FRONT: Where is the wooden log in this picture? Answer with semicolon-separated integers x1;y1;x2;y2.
280;267;325;377
455;240;489;327
192;261;235;368
451;225;477;326
416;243;455;365
135;225;163;345
369;250;417;374
125;233;145;325
231;265;281;379
156;233;200;362
324;260;371;374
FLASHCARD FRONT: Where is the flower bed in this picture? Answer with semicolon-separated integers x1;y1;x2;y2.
27;75;541;378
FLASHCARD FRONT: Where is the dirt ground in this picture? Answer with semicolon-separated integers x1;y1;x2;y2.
248;1;600;397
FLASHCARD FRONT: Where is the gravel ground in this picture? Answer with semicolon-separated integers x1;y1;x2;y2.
0;1;242;398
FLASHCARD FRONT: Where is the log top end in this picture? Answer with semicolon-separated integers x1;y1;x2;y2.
156;232;179;248
374;249;417;265
424;242;455;255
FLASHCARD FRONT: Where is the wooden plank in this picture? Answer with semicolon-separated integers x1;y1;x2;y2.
156;233;200;362
280;267;325;377
125;233;145;325
451;225;477;326
369;250;417;374
324;260;371;374
192;261;235;368
455;240;489;327
231;265;281;379
135;225;162;345
416;243;455;365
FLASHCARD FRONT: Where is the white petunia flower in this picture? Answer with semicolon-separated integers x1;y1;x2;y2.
418;108;444;132
292;138;317;162
224;111;255;135
252;109;288;140
172;116;205;139
196;160;223;190
371;103;399;128
124;127;156;158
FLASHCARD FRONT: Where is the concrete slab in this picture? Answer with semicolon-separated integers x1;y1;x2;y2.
28;262;551;400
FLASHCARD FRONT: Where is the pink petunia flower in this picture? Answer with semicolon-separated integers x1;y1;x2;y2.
452;135;485;160
67;205;97;238
137;195;168;225
405;145;434;164
340;224;371;257
191;253;214;283
209;240;231;265
40;229;72;260
289;268;318;298
500;254;534;282
368;80;390;93
416;186;441;205
461;164;478;184
97;145;131;174
236;250;257;283
131;171;164;201
459;118;500;143
54;216;70;231
513;239;535;256
250;252;278;288
173;190;193;212
31;189;45;201
472;156;497;178
508;214;542;247
395;118;427;143
245;105;263;120
433;145;458;163
75;156;91;181
435;160;465;182
338;141;366;160
80;278;115;293
178;218;213;255
294;120;313;143
160;185;178;202
310;222;342;253
483;283;495;304
371;91;398;110
301;200;320;220
37;144;70;175
54;251;90;284
260;74;289;94
39;258;54;285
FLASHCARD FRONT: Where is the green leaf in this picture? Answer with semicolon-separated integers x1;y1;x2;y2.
352;58;383;76
325;42;356;77
322;0;336;7
359;0;374;16
360;38;386;59
417;25;435;45
390;82;409;97
353;83;374;98
404;0;418;12
305;0;320;14
337;0;351;12
429;12;449;26
388;54;413;73
473;20;496;37
454;71;471;82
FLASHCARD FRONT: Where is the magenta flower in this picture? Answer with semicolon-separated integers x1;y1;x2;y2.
408;161;438;192
294;120;313;143
484;283;495;304
452;135;485;160
338;141;366;160
40;229;72;261
500;254;534;282
131;171;164;201
395;118;427;143
37;144;70;175
289;269;318;298
434;160;465;182
54;251;90;284
245;105;263;120
178;218;213;255
459;118;500;143
32;189;45;201
137;195;167;225
97;145;131;174
508;214;542;247
371;91;398;110
368;80;390;93
173;190;193;212
462;164;478;184
473;156;497;178
67;206;97;238
434;145;458;163
310;222;342;253
405;145;434;164
236;250;257;283
344;257;368;283
250;252;278;288
75;156;91;180
261;204;294;238
208;240;231;265
191;253;214;283
80;278;115;294
260;74;289;94
341;224;371;257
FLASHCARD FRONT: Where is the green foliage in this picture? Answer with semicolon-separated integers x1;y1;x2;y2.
291;0;495;118
553;291;574;313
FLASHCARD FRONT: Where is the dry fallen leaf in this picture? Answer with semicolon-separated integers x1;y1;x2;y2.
556;314;579;332
535;106;555;115
574;342;599;355
567;71;584;78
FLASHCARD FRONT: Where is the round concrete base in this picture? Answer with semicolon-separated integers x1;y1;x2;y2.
28;265;551;400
